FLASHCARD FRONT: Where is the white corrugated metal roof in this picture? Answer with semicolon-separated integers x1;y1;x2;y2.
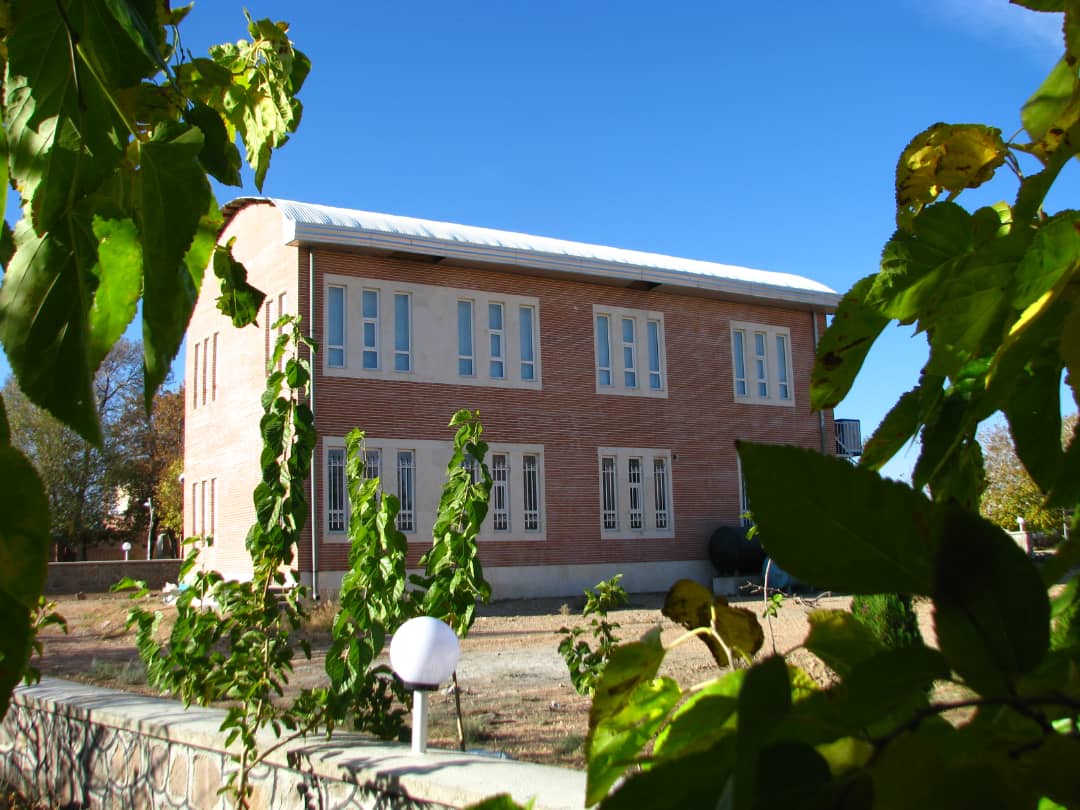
231;198;840;308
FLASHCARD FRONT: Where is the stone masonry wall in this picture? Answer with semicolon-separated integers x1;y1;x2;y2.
1;679;584;810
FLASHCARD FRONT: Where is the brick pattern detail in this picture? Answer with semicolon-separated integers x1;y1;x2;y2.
186;203;835;585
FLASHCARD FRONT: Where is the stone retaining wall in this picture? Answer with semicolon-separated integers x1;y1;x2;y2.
45;560;182;595
0;679;584;810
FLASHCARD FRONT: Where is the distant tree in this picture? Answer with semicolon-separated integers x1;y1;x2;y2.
979;413;1077;535
5;340;143;559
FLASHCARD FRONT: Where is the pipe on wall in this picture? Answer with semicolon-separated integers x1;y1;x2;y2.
812;309;827;455
308;249;319;600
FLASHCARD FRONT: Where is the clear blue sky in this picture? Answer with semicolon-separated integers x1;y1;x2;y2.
2;1;1077;482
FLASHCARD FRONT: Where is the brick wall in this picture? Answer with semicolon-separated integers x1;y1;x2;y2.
45;560;182;595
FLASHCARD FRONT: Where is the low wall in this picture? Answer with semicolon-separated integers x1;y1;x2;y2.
0;679;584;810
45;559;182;595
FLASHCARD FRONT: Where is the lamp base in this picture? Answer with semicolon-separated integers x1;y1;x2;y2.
411;690;430;754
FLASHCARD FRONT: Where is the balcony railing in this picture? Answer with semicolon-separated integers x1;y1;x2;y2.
835;419;863;458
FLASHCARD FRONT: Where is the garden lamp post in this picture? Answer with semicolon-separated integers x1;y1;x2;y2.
390;617;460;754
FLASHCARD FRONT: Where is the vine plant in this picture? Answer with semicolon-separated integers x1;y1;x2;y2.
559;3;1080;807
558;575;630;696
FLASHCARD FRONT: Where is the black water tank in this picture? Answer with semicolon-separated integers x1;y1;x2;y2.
709;525;766;576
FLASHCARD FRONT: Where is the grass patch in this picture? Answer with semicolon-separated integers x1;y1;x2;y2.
89;657;147;686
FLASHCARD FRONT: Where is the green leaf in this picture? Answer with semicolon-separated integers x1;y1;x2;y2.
99;0;170;79
738;442;939;594
213;240;266;328
137;123;214;403
895;124;1007;217
652;669;744;761
88;216;143;368
803;610;884;679
661;579;763;666
184;103;243;187
1011;212;1080;311
858;377;942;472
752;741;833;809
811;274;890;410
464;795;534;810
933;503;1050;695
828;645;948;731
0;219;100;442
1018;734;1080;805
599;747;733;810
1003;360;1064;493
1021;57;1080;160
734;656;791;809
586;676;681;805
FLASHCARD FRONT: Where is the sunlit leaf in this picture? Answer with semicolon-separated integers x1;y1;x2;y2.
804;610;884;679
213;239;267;328
88;216;143;369
1021;56;1080;161
895;124;1007;219
811;274;890;410
662;579;763;667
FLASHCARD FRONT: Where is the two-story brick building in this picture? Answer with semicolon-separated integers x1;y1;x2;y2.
184;198;841;598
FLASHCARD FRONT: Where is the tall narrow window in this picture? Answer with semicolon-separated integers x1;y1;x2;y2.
193;346;199;409
327;285;346;368
733;329;748;396
201;338;209;405
622;318;637;388
397;450;415;532
522;454;540;530
363;448;382;483
653;458;669;529
492;454;509;531
263;300;272;372
753;331;768;398
191;482;197;535
211;333;218;401
647;320;662;390
596;315;612;387
210;478;217;536
276;293;288;372
327;448;346;532
458;300;474;376
776;334;790;400
362;290;379;369
740;468;752;527
627;458;643;529
601;456;618;530
519;305;536;381
394;293;411;371
488;302;505;379
200;480;207;536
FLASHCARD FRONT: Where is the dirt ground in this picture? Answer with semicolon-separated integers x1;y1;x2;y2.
31;588;936;769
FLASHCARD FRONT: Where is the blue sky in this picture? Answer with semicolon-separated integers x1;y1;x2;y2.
3;1;1077;482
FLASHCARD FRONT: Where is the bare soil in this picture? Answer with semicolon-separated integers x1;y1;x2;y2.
32;589;936;769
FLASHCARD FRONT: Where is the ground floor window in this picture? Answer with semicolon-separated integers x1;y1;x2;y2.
598;447;675;538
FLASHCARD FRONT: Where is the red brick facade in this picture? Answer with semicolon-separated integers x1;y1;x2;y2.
185;200;837;597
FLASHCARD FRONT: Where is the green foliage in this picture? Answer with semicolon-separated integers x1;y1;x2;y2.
414;409;494;635
583;7;1080;807
851;594;922;651
558;575;630;696
0;1;307;719
120;318;321;808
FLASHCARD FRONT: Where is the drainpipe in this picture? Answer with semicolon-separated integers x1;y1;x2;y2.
812;310;827;455
308;249;319;600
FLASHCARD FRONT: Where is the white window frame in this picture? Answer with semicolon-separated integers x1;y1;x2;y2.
522;453;541;531
491;453;510;531
394;292;412;372
489;302;505;379
598;447;675;538
458;299;475;377
593;305;667;398
327;285;346;368
730;321;795;406
362;289;380;370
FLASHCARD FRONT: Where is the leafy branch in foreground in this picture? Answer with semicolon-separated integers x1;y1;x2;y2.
119;317;321;808
578;3;1080;806
0;1;308;720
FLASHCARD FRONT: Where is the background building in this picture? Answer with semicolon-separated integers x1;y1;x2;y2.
184;198;842;598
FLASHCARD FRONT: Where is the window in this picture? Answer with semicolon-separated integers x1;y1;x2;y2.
211;333;218;401
397;450;416;532
492;453;509;531
522;454;540;531
192;346;199;409
363;448;382;483
647;320;662;390
362;289;379;369
200;480;207;536
489;303;505;379
327;448;346;532
327;285;346;368
731;322;794;405
593;306;666;397
598;447;674;536
519;305;536;381
628;457;643;529
276;293;288;372
191;482;197;535
394;293;411;372
209;478;216;537
653;458;669;529
263;300;272;372
201;338;208;405
458;300;474;376
601;456;618;529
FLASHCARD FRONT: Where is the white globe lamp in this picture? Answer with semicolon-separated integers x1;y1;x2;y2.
390;617;460;753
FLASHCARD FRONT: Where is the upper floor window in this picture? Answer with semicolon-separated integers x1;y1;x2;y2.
731;322;794;406
598;447;674;537
593;305;667;397
489;303;505;379
519;305;537;381
394;293;411;372
458;300;475;377
327;285;346;368
362;289;380;370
